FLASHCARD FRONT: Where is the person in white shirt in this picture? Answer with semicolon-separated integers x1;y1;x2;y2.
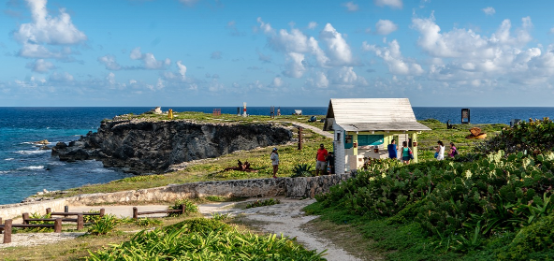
270;147;279;178
435;141;445;161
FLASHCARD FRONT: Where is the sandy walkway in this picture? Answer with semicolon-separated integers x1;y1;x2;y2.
199;198;362;261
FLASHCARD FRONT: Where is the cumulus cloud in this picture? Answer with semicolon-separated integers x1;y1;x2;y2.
129;47;170;69
98;55;121;70
306;71;329;88
14;0;87;45
272;77;283;87
320;23;352;65
177;61;187;79
375;19;398;35
328;66;368;88
343;2;359;12
308;22;318;30
26;59;55;73
408;14;554;87
13;0;86;60
482;7;495;15
363;40;424;75
374;0;402;9
49;71;74;84
258;51;272;63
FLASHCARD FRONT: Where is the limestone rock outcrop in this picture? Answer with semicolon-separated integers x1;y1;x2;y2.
52;120;292;174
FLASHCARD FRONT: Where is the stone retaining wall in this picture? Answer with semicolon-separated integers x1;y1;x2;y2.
0;173;354;219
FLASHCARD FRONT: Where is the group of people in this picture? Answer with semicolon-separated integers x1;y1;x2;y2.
270;144;335;178
434;141;458;160
387;139;458;164
270;139;459;177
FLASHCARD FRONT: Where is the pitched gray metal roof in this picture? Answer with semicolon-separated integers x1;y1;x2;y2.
323;98;431;131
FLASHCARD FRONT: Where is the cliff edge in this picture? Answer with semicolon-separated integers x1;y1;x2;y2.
52;119;292;174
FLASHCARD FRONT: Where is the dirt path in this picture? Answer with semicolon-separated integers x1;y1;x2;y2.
2;199;361;261
199;198;362;261
289;122;334;139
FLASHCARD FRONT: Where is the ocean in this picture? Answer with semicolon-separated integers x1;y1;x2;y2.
1;106;554;205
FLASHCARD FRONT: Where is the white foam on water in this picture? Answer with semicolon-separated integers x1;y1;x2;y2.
15;150;50;155
0;171;9;174
17;165;45;171
4;158;14;161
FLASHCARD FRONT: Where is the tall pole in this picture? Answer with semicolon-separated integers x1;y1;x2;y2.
243;102;247;117
298;127;303;150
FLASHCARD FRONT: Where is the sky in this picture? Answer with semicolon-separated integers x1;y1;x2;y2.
1;0;554;107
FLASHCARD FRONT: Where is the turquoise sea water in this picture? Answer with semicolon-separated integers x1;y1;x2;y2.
2;106;554;205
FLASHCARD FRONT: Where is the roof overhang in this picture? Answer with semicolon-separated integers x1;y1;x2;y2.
337;121;431;132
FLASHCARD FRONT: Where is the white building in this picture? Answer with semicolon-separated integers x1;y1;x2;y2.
323;98;431;173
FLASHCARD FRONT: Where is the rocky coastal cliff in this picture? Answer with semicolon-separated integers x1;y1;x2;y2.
52;120;292;174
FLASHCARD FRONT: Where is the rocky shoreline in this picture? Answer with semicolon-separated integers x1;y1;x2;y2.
51;119;292;174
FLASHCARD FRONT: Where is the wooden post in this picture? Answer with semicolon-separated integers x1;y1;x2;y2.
46;208;51;215
22;213;29;225
54;218;62;233
3;219;12;244
64;206;69;213
77;214;84;230
180;204;186;215
99;208;105;218
0;217;2;224
411;132;418;163
133;207;138;220
298;127;303;150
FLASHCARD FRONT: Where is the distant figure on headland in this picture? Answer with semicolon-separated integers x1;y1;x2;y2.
401;141;412;164
449;142;458;158
435;140;445;160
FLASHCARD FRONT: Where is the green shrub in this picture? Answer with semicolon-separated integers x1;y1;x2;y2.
498;213;554;260
86;219;324;260
169;199;198;217
212;213;231;221
290;163;313;178
88;215;118;235
135;217;163;227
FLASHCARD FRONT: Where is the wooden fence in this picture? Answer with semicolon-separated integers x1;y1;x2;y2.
133;204;186;220
1;218;62;244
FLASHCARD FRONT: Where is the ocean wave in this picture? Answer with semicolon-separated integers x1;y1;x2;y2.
0;171;9;174
15;150;50;155
4;158;14;161
17;165;45;171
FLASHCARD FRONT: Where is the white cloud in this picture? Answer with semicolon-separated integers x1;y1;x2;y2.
308;22;318;30
364;40;424;75
14;0;87;45
49;72;74;84
319;23;352;65
482;7;495;15
328;67;368;88
98;55;121;70
375;19;398;35
283;52;306;78
177;61;187;79
343;2;359;12
272;77;283;87
26;59;54;73
306;71;329;88
374;0;402;9
550;27;554;34
129;47;171;70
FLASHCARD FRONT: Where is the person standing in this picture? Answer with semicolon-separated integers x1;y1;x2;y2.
435;141;445;160
270;147;279;178
315;144;329;176
326;152;335;174
401;141;412;164
449;142;458;158
388;139;398;159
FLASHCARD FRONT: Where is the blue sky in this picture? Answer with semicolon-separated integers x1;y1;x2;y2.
1;0;554;107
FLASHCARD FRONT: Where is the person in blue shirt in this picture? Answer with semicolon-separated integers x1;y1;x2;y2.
388;139;398;159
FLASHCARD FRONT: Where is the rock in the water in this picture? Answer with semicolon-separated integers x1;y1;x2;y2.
33;139;49;145
52;120;292;174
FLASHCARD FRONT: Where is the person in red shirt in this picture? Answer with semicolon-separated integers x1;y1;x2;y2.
315;144;329;176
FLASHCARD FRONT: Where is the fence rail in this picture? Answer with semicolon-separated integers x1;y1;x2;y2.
1;218;62;244
133;205;186;220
